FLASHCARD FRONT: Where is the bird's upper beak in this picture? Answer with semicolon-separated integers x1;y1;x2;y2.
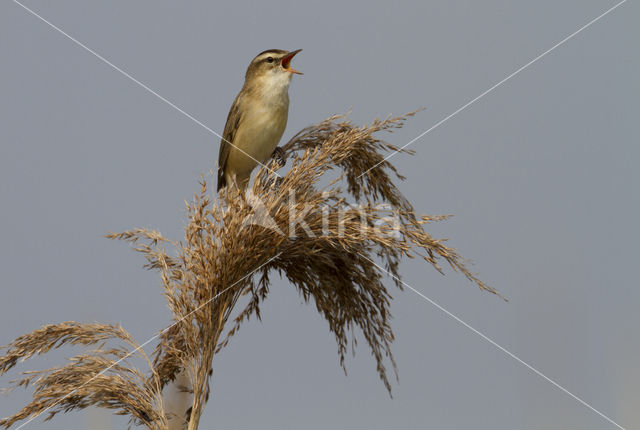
281;49;303;75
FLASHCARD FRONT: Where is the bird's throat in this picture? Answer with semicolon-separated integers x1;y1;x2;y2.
255;70;292;103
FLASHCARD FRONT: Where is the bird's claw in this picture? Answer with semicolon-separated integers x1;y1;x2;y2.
271;146;287;167
270;176;283;189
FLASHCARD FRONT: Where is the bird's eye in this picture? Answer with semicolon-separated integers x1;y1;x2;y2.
266;56;274;63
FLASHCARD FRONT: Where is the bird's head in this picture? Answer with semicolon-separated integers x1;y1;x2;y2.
244;49;302;89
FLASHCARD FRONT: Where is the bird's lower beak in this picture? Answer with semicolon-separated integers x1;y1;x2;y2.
281;49;303;75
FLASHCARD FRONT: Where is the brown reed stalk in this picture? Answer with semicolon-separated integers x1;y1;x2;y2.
0;111;501;429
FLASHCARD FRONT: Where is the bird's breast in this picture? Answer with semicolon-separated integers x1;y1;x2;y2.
227;95;289;175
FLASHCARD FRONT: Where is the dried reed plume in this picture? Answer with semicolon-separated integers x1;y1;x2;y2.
1;111;500;429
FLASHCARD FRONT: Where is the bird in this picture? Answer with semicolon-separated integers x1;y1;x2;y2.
217;49;303;192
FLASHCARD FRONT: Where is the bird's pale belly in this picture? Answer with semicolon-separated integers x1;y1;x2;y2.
225;106;287;188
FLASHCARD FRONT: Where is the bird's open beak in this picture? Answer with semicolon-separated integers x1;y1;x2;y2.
281;49;303;75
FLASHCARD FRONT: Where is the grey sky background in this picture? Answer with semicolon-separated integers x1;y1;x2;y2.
1;1;638;429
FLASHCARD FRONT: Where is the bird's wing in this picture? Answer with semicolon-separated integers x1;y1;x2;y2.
217;93;244;191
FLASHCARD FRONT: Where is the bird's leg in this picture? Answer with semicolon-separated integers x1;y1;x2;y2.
271;146;287;167
269;176;283;189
